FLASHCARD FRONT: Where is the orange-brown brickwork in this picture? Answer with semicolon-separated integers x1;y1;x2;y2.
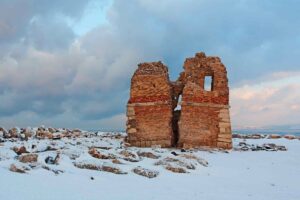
126;52;232;149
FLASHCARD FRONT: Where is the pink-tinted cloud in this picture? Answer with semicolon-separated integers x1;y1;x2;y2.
231;72;300;128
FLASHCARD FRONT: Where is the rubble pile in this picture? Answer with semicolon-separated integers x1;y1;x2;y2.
0;126;297;178
234;142;287;151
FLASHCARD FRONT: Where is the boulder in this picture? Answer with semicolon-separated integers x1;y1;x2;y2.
88;148;115;159
9;127;19;138
133;167;159;178
19;154;38;163
284;135;296;140
9;164;27;173
268;134;282;139
137;151;160;159
165;165;187;173
13;146;29;155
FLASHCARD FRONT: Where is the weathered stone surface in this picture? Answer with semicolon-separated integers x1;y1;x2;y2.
137;151;160;159
133;167;159;178
234;142;287;151
284;135;296;140
268;134;282;139
13;146;29;155
19;153;38;163
165;165;187;173
9;164;27;173
177;53;232;149
126;52;232;149
126;62;173;147
74;162;127;174
88;148;115;159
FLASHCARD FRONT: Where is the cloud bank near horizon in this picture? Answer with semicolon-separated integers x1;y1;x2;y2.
0;0;299;130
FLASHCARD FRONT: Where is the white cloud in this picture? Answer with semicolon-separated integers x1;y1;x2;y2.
231;72;300;128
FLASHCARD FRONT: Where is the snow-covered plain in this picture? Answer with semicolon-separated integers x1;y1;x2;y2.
0;131;299;200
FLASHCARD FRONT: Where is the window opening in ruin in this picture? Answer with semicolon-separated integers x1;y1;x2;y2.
204;76;213;91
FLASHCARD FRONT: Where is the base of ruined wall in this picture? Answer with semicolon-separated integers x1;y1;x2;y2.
178;103;232;150
127;139;172;148
126;103;173;148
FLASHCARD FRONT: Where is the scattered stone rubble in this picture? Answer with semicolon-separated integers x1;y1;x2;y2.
234;142;287;152
232;133;300;140
0;127;212;177
0;127;84;140
133;167;159;178
0;127;298;178
126;52;232;149
45;154;60;165
74;162;127;175
9;164;28;173
137;151;160;159
19;154;38;163
13;146;29;155
88;148;116;160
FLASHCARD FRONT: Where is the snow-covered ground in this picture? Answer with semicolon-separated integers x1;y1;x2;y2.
0;131;299;200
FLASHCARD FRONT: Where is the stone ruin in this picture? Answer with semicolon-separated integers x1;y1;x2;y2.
126;52;232;149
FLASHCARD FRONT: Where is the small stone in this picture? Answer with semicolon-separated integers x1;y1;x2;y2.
13;146;29;155
9;128;19;138
133;167;159;178
268;134;282;139
119;150;140;162
74;162;127;174
165;165;187;173
45;154;60;165
9;164;26;173
19;154;38;163
88;148;115;159
112;159;122;164
137;151;160;159
284;135;296;140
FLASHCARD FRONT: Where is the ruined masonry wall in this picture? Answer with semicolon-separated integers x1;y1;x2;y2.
126;53;232;149
178;53;232;149
126;62;173;147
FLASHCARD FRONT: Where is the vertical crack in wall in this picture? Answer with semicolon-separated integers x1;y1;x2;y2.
171;81;184;147
172;94;182;147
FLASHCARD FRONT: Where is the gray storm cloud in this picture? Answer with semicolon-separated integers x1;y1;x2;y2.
0;0;299;129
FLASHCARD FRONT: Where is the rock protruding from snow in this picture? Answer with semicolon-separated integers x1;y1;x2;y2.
9;163;29;173
45;154;60;165
88;148;115;160
133;167;159;178
13;146;29;155
137;151;160;159
74;161;127;175
19;154;38;163
234;142;287;151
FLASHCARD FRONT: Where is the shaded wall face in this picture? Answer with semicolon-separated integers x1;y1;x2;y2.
178;54;232;149
126;62;173;147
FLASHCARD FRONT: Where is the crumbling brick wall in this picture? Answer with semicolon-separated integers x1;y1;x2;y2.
177;53;232;149
126;62;173;147
126;52;232;149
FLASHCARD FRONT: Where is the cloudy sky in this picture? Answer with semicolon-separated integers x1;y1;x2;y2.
0;0;299;130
